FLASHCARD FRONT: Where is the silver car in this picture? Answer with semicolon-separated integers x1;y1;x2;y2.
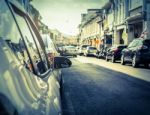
84;46;98;56
62;46;77;57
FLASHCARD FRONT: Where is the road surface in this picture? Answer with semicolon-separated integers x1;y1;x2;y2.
61;56;150;115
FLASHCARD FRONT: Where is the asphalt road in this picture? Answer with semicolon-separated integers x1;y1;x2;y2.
61;56;150;115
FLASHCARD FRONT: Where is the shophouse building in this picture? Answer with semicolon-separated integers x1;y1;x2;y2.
79;9;103;49
101;0;114;48
126;0;150;43
113;0;128;45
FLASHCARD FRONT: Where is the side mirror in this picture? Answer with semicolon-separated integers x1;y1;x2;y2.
54;56;72;69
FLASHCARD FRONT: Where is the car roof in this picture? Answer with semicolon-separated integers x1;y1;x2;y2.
81;45;90;47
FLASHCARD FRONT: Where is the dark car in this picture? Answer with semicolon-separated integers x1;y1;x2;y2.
121;38;150;68
78;44;90;55
96;47;108;59
105;45;127;63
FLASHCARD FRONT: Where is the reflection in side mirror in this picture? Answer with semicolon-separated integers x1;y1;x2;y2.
54;56;72;69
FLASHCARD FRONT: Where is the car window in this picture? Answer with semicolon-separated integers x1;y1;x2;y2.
118;46;127;49
82;45;89;49
65;46;76;50
42;34;58;68
0;1;31;71
8;3;47;75
89;47;97;50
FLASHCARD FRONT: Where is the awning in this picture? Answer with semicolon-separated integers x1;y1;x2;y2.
125;13;143;22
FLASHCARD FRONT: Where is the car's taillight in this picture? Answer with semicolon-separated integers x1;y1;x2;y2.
113;48;118;53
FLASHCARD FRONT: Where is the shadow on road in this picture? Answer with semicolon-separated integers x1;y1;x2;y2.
61;60;150;115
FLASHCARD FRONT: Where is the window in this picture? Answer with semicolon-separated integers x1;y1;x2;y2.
0;1;49;75
129;0;143;10
0;1;31;72
42;34;57;68
12;6;48;75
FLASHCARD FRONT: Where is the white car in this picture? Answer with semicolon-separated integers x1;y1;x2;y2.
62;46;77;57
84;46;98;56
78;45;90;55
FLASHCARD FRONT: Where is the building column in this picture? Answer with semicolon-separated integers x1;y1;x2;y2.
144;3;150;39
114;29;120;44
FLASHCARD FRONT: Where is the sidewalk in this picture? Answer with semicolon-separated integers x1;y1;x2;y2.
75;56;150;82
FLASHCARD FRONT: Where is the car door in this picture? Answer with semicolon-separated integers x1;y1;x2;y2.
124;40;138;61
0;0;62;114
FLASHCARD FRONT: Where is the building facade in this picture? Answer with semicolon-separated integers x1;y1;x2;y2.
101;0;114;49
79;0;150;49
79;9;102;49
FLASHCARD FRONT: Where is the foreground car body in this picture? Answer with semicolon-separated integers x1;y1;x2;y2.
121;38;150;68
0;0;71;114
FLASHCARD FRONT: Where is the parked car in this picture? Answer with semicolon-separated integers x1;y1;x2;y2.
61;45;77;57
96;47;108;59
105;45;127;63
121;38;150;68
0;0;71;114
84;46;97;56
78;44;90;55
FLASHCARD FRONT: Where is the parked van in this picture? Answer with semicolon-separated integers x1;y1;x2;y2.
0;0;71;114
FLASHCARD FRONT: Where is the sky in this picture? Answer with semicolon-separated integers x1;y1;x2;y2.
31;0;107;36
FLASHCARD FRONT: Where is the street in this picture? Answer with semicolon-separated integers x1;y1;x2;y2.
61;56;150;115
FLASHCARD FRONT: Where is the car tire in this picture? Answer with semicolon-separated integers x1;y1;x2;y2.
96;54;99;59
132;55;139;68
144;63;149;68
111;55;115;63
121;55;125;65
74;55;77;58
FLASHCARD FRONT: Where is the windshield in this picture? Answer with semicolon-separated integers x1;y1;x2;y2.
89;47;97;50
65;46;76;49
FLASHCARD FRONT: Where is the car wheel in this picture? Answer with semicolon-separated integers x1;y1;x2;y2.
132;55;139;68
96;54;99;58
111;55;115;63
74;55;77;58
106;55;109;62
144;63;149;68
121;55;125;65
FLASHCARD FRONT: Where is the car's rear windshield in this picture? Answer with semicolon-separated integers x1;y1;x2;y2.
66;46;76;49
118;46;127;49
89;47;97;50
82;45;89;48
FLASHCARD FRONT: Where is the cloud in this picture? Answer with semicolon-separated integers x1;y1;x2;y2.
31;0;107;35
